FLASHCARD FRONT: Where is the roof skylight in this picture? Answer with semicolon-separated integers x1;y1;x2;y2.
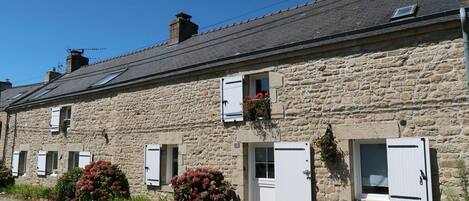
30;89;52;100
391;5;417;20
8;92;24;100
91;70;125;87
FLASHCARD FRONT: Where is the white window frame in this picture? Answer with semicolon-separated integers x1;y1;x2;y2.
353;139;390;201
248;73;269;97
60;105;72;133
164;144;179;184
46;151;59;177
68;151;80;170
18;151;28;176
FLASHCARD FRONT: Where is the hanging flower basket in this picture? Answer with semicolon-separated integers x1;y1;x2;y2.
243;92;271;121
316;124;342;162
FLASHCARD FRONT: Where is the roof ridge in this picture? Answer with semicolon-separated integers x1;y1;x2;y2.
78;1;314;69
197;1;313;36
87;41;169;66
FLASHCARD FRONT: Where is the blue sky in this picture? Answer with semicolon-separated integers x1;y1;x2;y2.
0;0;310;86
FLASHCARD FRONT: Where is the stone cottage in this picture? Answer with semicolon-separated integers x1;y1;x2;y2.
2;0;469;200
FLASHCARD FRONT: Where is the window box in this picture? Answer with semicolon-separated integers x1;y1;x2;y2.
243;93;271;121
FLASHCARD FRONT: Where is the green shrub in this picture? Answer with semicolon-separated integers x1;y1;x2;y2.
4;184;54;200
171;169;240;201
75;161;130;201
55;167;83;201
0;165;14;188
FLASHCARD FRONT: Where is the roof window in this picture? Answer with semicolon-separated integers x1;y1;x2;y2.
91;70;125;87
391;5;417;20
31;89;52;100
8;92;24;100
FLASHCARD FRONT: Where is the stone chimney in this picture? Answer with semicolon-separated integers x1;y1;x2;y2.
0;80;12;91
169;13;198;45
66;49;89;73
44;71;62;83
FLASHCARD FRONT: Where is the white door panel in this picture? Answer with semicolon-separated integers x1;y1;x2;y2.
274;142;312;201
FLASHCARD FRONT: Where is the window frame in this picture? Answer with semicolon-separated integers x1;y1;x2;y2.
90;70;126;88
60;106;72;133
18;151;28;176
164;144;179;184
247;73;269;97
8;92;25;100
31;89;52;100
68;151;80;171
46;151;59;177
353;139;390;201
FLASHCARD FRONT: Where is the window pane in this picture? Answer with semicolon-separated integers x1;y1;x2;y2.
52;152;58;170
19;151;27;176
255;148;266;162
172;147;178;177
267;148;274;162
255;163;267;178
255;78;269;94
360;144;388;194
267;163;275;179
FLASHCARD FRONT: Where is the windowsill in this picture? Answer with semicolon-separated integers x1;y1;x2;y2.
357;195;389;201
160;184;174;192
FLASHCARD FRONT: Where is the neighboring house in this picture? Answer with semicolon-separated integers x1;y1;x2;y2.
0;79;48;164
2;0;469;200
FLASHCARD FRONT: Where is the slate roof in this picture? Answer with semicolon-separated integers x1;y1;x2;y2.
12;0;469;108
0;83;43;110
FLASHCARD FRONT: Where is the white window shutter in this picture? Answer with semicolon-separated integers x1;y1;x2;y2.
12;151;20;177
50;107;61;132
78;152;92;169
220;76;243;122
144;144;161;186
274;142;312;201
387;138;433;201
37;151;47;176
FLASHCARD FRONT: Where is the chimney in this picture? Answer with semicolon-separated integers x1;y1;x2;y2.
169;13;198;45
0;79;12;91
66;49;89;73
44;71;62;83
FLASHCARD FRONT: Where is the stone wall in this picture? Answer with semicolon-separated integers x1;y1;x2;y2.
0;112;7;163
4;24;469;201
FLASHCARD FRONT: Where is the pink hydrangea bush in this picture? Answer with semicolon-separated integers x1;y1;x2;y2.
74;161;130;201
171;169;240;201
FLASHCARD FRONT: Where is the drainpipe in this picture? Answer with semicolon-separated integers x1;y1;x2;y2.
460;8;469;94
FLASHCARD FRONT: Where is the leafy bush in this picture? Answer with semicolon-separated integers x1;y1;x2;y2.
55;167;83;201
75;161;130;201
171;169;240;201
4;184;54;200
0;165;14;188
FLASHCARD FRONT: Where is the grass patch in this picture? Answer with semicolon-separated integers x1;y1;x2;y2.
0;184;54;200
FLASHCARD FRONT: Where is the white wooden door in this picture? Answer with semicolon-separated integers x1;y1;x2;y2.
249;144;275;201
387;138;432;201
274;142;312;201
